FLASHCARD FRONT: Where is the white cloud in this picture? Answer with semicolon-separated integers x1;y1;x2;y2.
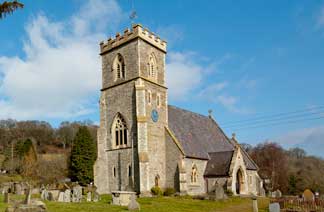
166;52;204;100
317;6;324;29
0;0;123;120
275;126;324;157
156;25;183;48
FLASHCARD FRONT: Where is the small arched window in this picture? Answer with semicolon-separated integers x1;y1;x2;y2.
147;90;152;105
112;113;128;148
148;53;157;79
113;166;116;178
157;93;161;107
128;165;132;177
191;164;198;183
113;53;125;80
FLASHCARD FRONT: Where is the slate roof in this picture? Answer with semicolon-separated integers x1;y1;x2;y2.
204;151;234;177
167;105;259;172
168;105;234;159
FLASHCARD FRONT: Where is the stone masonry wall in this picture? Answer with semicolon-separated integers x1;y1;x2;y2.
184;158;207;195
101;40;139;89
165;131;182;191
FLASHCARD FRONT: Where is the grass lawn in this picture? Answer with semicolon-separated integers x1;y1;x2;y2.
0;194;270;212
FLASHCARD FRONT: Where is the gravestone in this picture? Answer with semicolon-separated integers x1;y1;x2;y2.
64;189;71;202
215;183;225;200
72;184;82;203
48;192;54;201
4;192;9;203
259;187;266;197
41;189;49;201
24;189;31;205
303;189;315;202
87;192;92;202
58;192;64;202
275;190;282;198
93;191;100;202
252;196;258;212
269;203;280;212
14;183;23;195
127;194;140;211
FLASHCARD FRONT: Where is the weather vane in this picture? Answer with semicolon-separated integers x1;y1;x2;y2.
129;0;137;24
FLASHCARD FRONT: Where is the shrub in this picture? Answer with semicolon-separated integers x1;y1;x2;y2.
151;186;163;196
163;187;176;196
225;189;233;197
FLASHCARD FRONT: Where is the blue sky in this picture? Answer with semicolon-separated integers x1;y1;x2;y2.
0;0;324;157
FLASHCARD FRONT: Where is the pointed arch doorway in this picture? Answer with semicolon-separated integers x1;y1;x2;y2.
236;169;244;195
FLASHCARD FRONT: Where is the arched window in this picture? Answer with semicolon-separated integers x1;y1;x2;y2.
191;164;198;183
112;113;128;148
113;53;125;80
148;53;157;79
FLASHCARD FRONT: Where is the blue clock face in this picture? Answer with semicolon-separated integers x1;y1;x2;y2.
151;109;159;122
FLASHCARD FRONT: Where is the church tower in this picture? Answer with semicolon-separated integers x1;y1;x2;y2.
94;24;168;194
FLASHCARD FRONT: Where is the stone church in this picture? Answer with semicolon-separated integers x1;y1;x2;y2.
94;24;262;196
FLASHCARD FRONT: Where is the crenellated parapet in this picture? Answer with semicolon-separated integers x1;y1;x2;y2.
100;24;167;54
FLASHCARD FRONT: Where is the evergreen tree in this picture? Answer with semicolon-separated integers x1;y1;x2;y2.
288;175;297;195
69;126;96;185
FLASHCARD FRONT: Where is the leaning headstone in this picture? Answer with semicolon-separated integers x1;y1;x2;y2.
4;192;9;203
128;194;140;211
87;192;92;202
215;183;225;200
24;189;31;205
303;189;315;202
93;191;100;202
58;191;64;202
269;203;280;212
64;189;71;202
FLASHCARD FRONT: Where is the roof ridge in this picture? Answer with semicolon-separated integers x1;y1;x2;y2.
168;105;209;119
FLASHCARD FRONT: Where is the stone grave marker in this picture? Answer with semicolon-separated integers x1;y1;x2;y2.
72;184;82;202
24;189;31;205
269;203;280;212
275;190;282;198
252;196;258;212
128;194;140;211
14;183;23;195
93;191;100;202
87;192;92;202
64;189;71;202
41;189;49;201
58;192;64;202
48;192;54;201
303;189;315;202
259;187;266;197
215;182;225;200
4;192;9;203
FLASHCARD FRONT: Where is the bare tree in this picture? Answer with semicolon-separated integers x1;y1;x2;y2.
0;0;23;19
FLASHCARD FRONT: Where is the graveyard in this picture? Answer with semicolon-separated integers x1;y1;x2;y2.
1;0;324;212
0;193;270;212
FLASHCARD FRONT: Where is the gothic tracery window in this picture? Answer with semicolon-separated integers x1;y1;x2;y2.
191;164;198;183
112;114;128;148
113;53;125;80
148;53;157;80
